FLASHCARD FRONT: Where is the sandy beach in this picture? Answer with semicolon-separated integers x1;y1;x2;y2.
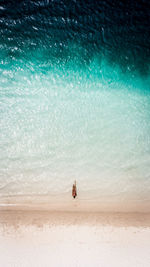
0;210;150;267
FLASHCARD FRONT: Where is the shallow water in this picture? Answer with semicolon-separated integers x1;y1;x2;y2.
0;1;150;211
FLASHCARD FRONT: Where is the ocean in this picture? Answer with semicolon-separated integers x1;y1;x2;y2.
0;0;150;211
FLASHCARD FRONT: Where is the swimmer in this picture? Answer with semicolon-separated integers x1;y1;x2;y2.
72;181;77;199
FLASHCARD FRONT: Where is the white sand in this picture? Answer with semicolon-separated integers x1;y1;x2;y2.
0;211;150;267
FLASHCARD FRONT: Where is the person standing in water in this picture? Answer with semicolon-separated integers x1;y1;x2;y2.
72;181;77;198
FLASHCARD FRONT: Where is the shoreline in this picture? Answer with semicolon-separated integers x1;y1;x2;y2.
0;209;150;228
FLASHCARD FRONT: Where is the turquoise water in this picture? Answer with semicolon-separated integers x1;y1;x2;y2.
0;1;150;211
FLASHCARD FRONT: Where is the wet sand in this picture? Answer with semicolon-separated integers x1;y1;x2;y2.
0;210;150;267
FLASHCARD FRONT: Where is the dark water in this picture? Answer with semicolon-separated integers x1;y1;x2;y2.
0;0;150;74
0;1;150;211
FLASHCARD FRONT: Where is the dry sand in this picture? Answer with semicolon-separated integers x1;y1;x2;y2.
0;210;150;267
